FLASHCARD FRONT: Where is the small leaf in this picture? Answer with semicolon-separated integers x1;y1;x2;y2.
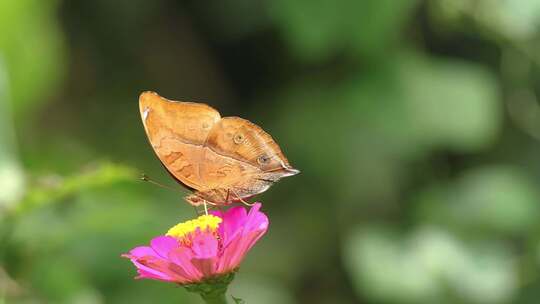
13;162;137;215
232;295;246;304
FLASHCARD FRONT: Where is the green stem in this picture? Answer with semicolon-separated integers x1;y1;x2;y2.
183;272;235;304
200;291;228;304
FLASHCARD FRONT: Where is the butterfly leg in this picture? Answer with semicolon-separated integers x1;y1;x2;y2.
185;194;204;206
192;204;201;216
230;189;256;207
225;189;231;204
186;195;219;215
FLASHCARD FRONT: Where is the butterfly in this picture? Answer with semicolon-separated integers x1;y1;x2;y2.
139;91;299;206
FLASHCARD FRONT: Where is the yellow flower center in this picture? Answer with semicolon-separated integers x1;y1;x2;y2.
166;214;222;240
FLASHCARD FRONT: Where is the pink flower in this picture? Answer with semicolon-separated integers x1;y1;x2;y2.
122;203;268;284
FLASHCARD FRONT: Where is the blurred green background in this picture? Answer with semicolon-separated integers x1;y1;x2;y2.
2;0;540;303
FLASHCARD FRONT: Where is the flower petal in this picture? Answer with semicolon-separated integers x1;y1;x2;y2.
125;255;175;281
122;246;175;281
218;229;267;273
217;203;269;274
191;231;219;259
136;268;174;282
223;203;267;246
135;256;187;282
189;231;219;277
242;203;269;235
191;257;218;278
150;236;179;259
211;206;247;245
123;246;159;259
168;247;203;282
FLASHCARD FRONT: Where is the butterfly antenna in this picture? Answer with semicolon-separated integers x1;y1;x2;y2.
140;173;183;193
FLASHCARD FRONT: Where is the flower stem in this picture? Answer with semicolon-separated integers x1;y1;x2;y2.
183;273;235;304
200;291;228;304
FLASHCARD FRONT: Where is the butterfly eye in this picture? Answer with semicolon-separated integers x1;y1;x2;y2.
257;155;271;165
233;133;245;144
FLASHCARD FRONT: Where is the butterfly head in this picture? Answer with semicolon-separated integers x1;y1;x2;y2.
255;151;300;183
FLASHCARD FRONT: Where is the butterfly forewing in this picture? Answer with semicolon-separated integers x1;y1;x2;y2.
139;91;221;190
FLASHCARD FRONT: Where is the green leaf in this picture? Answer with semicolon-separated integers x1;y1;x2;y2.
343;226;518;303
431;0;540;40
0;0;65;116
268;0;418;61
416;166;540;234
343;226;439;303
396;53;502;151
0;61;25;211
13;162;137;215
232;295;246;304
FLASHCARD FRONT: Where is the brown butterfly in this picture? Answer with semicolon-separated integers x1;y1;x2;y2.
139;91;299;206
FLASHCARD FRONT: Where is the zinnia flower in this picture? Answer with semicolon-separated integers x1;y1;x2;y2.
122;203;268;285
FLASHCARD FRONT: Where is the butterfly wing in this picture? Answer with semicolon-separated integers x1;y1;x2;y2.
205;117;291;169
201;117;295;201
139;91;221;190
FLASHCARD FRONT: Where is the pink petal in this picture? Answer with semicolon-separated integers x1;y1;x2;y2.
211;206;248;245
221;203;268;249
216;233;245;273
136;269;174;282
168;247;203;282
218;228;267;273
124;246;159;259
150;236;179;258
213;203;269;272
191;258;218;278
191;231;219;259
122;246;174;281
189;232;219;277
130;257;175;281
242;203;268;235
136;256;192;283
